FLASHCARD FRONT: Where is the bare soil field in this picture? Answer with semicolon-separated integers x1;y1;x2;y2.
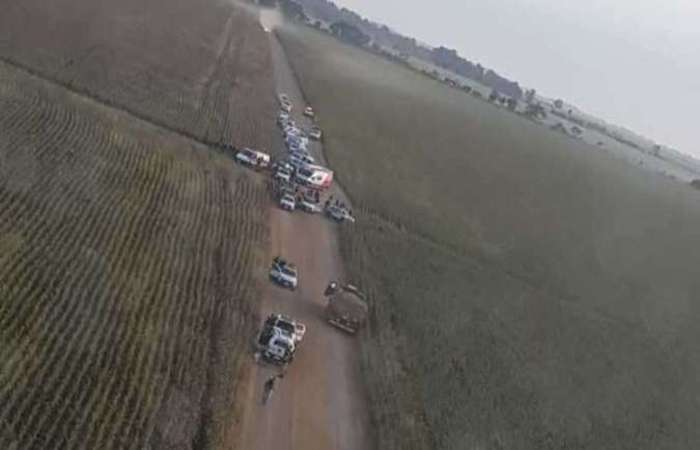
0;55;268;450
279;24;700;450
0;0;276;151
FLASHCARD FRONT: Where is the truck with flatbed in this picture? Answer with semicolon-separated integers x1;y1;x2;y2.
324;283;368;334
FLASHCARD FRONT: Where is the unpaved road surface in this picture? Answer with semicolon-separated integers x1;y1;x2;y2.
235;27;371;450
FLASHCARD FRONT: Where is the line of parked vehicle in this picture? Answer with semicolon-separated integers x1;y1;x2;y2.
232;94;355;224
251;93;367;367
260;255;367;365
274;95;357;222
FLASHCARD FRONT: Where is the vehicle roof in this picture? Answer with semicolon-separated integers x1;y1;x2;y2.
297;167;313;175
270;328;295;344
241;147;269;157
271;313;295;322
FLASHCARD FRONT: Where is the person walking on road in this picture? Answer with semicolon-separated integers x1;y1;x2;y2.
262;372;285;405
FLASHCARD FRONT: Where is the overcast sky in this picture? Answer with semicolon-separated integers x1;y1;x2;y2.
334;0;700;157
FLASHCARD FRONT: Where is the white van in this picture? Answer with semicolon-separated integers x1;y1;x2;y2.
235;148;270;168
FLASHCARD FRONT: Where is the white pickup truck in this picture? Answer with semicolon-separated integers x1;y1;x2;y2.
274;167;293;183
257;313;307;364
279;193;296;212
266;313;306;344
299;198;321;213
325;204;355;223
235;148;270;168
269;257;298;289
308;126;323;141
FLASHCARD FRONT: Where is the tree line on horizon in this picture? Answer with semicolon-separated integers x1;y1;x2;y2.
280;0;523;99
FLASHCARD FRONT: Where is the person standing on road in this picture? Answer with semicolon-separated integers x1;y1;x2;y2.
262;376;276;405
262;372;285;405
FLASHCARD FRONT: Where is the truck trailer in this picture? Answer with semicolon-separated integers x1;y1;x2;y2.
324;283;368;334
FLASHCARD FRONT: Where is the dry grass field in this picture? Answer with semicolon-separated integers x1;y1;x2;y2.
0;1;276;448
0;0;276;151
279;24;700;450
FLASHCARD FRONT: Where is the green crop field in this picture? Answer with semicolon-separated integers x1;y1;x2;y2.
0;0;276;151
279;24;700;450
0;61;269;450
0;1;275;446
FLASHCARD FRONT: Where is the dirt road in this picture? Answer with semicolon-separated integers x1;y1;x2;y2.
235;25;371;450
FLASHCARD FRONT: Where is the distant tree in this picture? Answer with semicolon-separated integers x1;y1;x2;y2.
481;70;522;100
462;86;472;94
313;20;322;29
431;47;460;70
554;99;564;109
330;21;371;47
690;179;700;190
475;64;485;80
525;102;547;119
550;123;568;134
524;89;536;104
279;0;307;21
489;90;500;102
506;98;517;110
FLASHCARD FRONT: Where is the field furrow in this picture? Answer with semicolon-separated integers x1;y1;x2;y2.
96;161;183;449
22;136;152;448
78;151;174;449
2;138;148;441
